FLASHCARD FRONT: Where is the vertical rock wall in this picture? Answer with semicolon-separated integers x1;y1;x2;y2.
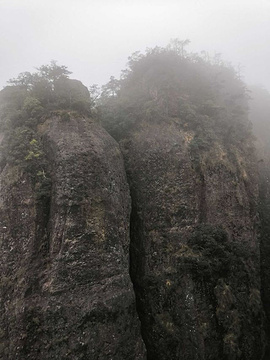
248;86;270;359
121;118;264;360
0;116;145;359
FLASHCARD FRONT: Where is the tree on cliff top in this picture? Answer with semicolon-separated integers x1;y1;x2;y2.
99;39;252;148
0;62;91;174
0;61;91;131
8;61;71;89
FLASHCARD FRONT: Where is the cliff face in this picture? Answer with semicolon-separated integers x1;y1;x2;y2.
0;56;267;360
248;86;270;359
258;160;270;360
0;116;145;359
120;117;264;360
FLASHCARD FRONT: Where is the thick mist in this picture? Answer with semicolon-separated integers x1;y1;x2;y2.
0;0;270;91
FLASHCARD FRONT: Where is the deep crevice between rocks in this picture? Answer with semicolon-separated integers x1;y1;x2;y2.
129;195;149;358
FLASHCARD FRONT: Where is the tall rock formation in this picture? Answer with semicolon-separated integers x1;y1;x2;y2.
0;115;145;359
0;55;267;360
120;116;264;360
100;47;265;359
248;85;270;359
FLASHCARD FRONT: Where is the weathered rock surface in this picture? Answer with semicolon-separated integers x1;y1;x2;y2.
120;117;264;360
0;116;145;359
248;86;270;359
258;159;270;360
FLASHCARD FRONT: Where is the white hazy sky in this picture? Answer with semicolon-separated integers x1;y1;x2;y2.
1;0;270;90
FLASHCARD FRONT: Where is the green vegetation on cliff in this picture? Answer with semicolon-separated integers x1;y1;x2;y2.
0;61;93;202
100;40;253;148
0;61;92;175
1;61;91;127
98;41;256;203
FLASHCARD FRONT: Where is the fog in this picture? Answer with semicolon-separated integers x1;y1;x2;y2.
1;0;270;90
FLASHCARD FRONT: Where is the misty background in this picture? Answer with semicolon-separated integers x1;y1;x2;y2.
1;0;270;91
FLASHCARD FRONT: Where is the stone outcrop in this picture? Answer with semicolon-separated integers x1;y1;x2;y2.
0;88;267;360
0;116;145;359
120;117;264;360
248;86;270;359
